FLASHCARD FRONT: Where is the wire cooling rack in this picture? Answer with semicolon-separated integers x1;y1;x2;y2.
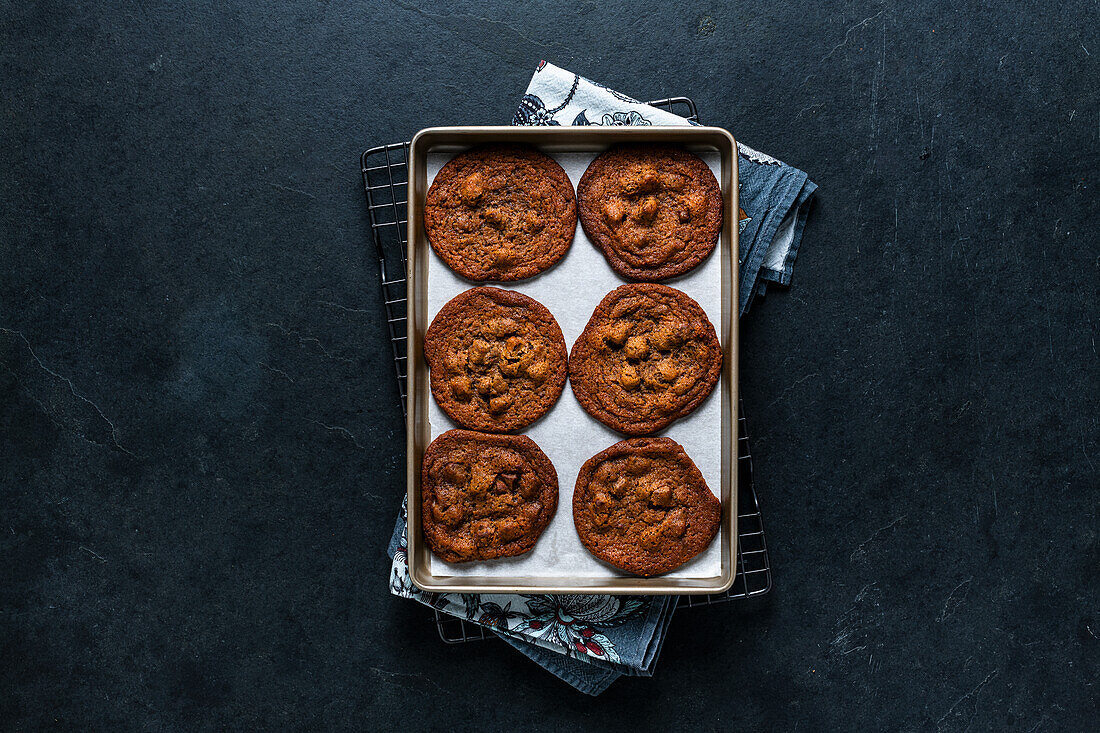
362;97;771;644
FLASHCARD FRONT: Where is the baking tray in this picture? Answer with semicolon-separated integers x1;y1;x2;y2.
404;126;740;595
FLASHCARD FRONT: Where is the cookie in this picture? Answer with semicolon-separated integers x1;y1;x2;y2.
424;145;577;281
573;437;720;576
422;429;558;563
425;286;567;432
569;284;721;435
577;144;722;281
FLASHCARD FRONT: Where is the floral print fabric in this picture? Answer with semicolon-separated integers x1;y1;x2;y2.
387;61;815;694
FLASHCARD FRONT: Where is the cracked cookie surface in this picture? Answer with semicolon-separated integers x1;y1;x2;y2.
569;284;721;435
422;429;558;562
425;287;567;432
577;144;722;281
424;145;577;281
573;437;720;576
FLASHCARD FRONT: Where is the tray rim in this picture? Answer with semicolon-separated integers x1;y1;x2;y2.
406;125;739;594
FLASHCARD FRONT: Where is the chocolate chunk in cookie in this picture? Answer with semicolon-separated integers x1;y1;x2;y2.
424;145;577;281
425;286;567;432
574;437;720;576
422;429;558;562
569;284;721;435
578;144;722;281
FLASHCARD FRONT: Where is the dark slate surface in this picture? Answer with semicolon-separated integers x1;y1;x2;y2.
2;1;1097;729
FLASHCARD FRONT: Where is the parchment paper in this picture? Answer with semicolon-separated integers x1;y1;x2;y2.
425;150;724;580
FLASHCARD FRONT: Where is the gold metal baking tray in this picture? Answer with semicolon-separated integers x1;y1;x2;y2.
405;126;739;594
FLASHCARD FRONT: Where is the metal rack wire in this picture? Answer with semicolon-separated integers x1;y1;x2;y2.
361;97;771;644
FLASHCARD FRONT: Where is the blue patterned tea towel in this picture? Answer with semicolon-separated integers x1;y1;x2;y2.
388;497;670;695
387;61;816;695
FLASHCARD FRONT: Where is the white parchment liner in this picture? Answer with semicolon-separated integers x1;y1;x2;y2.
426;150;724;580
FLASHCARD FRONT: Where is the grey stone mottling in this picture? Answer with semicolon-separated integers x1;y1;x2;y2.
1;1;1097;729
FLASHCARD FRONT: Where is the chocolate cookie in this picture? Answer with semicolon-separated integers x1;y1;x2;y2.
574;437;720;576
424;145;577;281
425;286;567;432
577;144;722;281
569;284;721;435
422;429;558;563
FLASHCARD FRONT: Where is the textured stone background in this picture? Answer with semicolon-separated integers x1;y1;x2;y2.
1;1;1097;729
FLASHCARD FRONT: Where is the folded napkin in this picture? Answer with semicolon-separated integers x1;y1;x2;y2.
388;61;816;695
388;499;675;694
